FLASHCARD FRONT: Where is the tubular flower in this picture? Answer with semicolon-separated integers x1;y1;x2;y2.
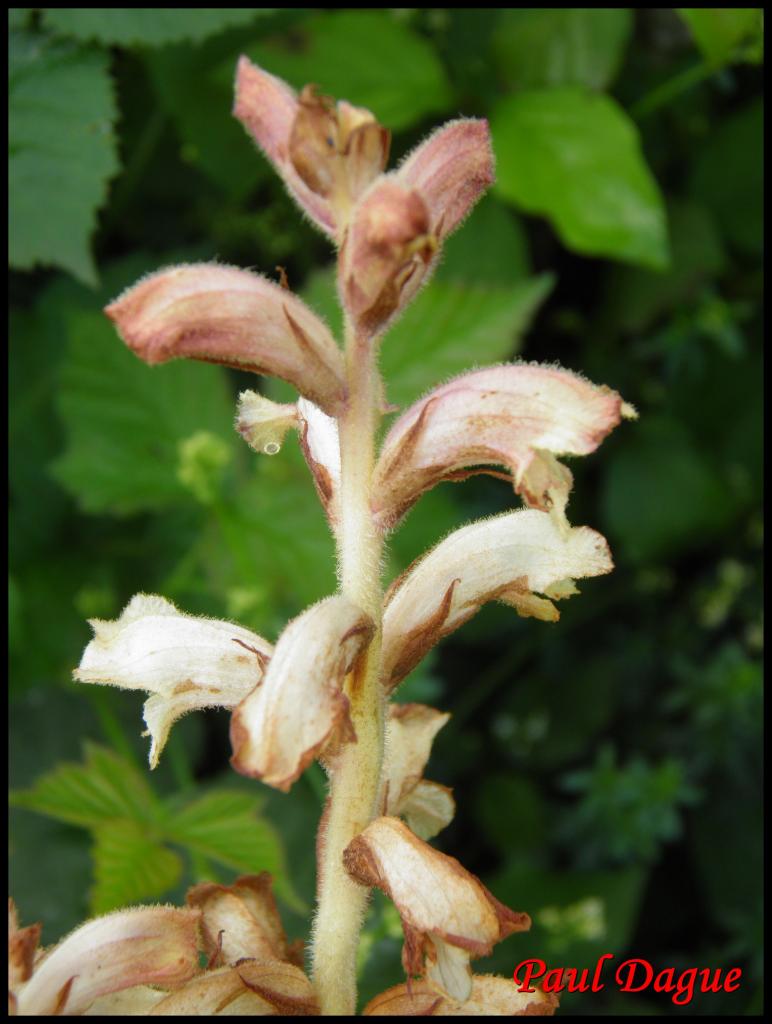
381;509;613;691
230;596;374;791
11;905;200;1016
74;594;272;768
105;263;346;417
372;363;637;532
383;704;454;840
344;817;530;1003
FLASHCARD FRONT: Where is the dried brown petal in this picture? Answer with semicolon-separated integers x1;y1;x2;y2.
384;705;454;838
186;873;300;968
148;960;318;1016
344;817;529;1002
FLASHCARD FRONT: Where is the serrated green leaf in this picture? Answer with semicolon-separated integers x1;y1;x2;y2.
493;88;669;270
52;308;235;515
91;819;183;914
9;36;119;284
246;11;452;130
166;790;284;877
493;9;633;90
11;743;159;828
302;269;554;408
677;8;763;66
42;9;268;47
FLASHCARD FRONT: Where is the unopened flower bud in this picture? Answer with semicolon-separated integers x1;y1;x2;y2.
340;178;436;336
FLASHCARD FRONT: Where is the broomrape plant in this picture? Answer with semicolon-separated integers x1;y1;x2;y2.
9;58;636;1016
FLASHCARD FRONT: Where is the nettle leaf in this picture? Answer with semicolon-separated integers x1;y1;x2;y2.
166;789;300;908
677;8;763;67
11;743;159;829
9;34;119;285
493;88;669;270
493;9;633;90
91;819;183;915
53;308;235;515
246;10;452;130
303;269;554;408
166;790;284;878
41;8;269;47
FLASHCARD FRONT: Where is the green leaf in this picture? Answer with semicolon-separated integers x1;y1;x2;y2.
247;11;452;130
11;743;159;829
602;199;725;334
9;35;119;285
166;790;284;878
42;9;268;47
493;9;633;90
493;88;669;270
382;276;555;407
677;8;763;66
90;819;183;914
689;99;763;255
52;308;235;515
436;195;531;286
302;268;554;408
601;416;738;563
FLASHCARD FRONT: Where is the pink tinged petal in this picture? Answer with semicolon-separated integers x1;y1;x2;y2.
364;974;559;1015
105;263;346;417
230;596;374;791
233;57;336;238
381;510;613;691
297;397;341;531
343;817;529;1003
339;176;437;336
384;704;454;838
397;119;495;241
373;363;634;532
15;906;200;1016
186;873;302;968
74;594;272;768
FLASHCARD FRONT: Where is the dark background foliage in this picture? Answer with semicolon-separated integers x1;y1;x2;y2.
9;8;762;1015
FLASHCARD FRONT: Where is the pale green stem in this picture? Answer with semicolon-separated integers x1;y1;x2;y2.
310;320;386;1015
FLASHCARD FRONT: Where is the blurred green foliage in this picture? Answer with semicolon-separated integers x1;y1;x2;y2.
9;7;762;1016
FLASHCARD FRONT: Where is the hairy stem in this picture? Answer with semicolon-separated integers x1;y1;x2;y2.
311;322;385;1015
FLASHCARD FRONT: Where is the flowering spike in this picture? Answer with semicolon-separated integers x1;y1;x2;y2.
230;596;374;790
104;263;346;416
74;594;271;768
343;817;530;1002
381;510;613;691
373;364;633;531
